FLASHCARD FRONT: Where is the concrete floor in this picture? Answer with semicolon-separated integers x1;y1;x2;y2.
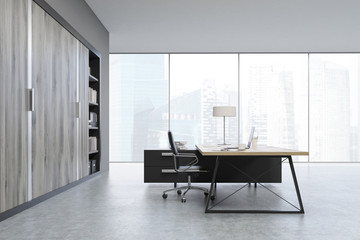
0;163;360;240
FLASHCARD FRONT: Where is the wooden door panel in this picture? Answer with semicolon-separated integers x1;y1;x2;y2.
32;2;77;198
78;43;89;179
0;0;28;213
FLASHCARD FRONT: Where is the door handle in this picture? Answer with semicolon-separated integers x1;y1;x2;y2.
27;88;34;111
75;102;81;118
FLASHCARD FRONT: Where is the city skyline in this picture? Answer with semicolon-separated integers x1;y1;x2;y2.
110;54;360;162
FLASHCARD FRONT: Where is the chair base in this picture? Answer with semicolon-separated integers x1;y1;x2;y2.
162;175;208;202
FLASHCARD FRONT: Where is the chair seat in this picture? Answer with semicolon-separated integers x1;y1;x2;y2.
179;166;202;171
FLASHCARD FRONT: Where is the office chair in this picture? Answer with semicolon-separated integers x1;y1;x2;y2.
162;131;209;203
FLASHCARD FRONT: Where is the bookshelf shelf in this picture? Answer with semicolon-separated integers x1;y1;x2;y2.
89;74;98;82
89;150;99;155
89;101;98;106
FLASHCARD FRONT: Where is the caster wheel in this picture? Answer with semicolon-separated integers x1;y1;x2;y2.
181;197;186;203
162;193;168;199
177;190;182;195
210;195;216;201
204;192;209;196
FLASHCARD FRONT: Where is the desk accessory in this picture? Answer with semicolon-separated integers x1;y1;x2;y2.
213;106;236;145
251;136;258;148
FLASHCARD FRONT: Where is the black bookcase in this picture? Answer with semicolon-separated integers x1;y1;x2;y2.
89;50;101;174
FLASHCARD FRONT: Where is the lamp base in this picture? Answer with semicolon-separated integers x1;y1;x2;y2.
217;143;231;146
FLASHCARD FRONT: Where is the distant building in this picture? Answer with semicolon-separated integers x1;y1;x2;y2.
310;58;351;161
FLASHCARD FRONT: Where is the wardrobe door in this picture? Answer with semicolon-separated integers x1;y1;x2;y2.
32;2;77;198
0;0;29;213
78;43;89;179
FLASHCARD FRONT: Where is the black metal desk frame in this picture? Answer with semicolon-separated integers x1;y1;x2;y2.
205;155;305;214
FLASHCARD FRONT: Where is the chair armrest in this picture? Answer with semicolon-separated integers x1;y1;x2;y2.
174;154;199;172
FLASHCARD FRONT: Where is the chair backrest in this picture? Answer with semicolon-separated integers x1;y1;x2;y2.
168;131;179;155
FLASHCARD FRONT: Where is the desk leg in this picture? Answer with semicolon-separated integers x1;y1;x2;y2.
288;156;305;213
205;156;219;213
205;156;304;214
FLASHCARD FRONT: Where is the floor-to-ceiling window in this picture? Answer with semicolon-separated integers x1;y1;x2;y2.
110;54;169;162
170;54;238;146
110;53;360;162
310;54;360;162
239;54;308;158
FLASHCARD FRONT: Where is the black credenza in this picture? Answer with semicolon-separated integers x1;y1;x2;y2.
144;150;282;183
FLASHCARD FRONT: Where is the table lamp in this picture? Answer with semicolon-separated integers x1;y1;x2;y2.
213;106;236;145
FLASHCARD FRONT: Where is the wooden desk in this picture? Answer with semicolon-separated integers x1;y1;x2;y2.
196;145;308;214
196;144;308;156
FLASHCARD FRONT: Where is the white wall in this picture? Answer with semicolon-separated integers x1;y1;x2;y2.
105;0;360;53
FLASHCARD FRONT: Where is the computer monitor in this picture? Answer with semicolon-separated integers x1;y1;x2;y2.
246;127;255;149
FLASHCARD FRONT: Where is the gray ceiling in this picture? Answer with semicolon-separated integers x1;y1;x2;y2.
84;0;360;53
84;0;241;52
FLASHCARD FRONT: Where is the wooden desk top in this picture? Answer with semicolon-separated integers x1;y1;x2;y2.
195;144;309;156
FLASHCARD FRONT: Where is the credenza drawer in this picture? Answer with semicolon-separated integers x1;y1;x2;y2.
144;150;174;167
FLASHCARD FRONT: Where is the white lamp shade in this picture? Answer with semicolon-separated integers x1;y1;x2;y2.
213;106;236;117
